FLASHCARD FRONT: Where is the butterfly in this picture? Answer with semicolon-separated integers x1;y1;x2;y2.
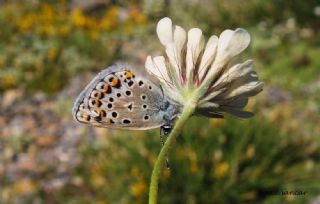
72;65;179;136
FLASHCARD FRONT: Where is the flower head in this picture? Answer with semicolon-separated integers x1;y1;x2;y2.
146;17;263;118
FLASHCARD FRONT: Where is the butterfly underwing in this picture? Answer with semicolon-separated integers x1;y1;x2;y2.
72;65;178;130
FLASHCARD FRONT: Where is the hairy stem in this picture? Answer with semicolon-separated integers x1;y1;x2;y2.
148;104;195;204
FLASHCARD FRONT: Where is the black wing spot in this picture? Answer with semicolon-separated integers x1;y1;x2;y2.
128;80;134;87
111;112;118;118
127;103;133;111
125;90;132;96
138;80;144;86
144;115;149;120
141;95;147;100
107;103;113;109
149;85;152;90
142;104;147;109
109;97;114;102
123;119;131;124
117;93;121;97
94;116;102;122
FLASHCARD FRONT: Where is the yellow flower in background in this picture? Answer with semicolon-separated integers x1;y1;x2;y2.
48;47;58;61
2;74;17;88
18;14;35;31
0;56;5;69
58;25;71;36
123;22;133;34
188;149;199;174
90;30;100;40
40;3;55;23
130;180;147;197
209;118;225;127
131;165;142;177
128;6;146;24
214;161;229;178
91;174;106;188
71;9;87;28
245;144;256;159
13;179;36;195
100;6;120;31
38;24;56;36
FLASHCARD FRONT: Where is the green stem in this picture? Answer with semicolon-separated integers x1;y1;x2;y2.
148;104;195;204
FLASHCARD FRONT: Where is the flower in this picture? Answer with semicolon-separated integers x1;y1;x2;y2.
146;17;263;118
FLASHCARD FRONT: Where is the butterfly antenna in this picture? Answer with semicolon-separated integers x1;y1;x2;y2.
160;124;172;169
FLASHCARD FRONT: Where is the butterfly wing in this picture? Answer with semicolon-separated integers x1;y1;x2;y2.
72;65;169;130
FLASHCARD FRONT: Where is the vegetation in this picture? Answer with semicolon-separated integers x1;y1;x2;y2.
0;1;319;203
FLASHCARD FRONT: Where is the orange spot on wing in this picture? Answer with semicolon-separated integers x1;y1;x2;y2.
99;110;107;117
95;99;102;107
96;92;104;99
111;77;121;87
83;115;91;122
106;118;115;124
103;84;111;93
124;71;135;79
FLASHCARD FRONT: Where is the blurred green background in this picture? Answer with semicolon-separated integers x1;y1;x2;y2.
0;0;319;203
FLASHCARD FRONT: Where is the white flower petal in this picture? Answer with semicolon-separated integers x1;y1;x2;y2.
216;28;251;63
145;55;158;76
202;28;251;88
213;59;254;86
174;25;186;52
163;26;187;85
198;35;218;80
224;81;264;99
145;55;171;84
165;43;180;79
156;17;173;46
153;56;171;83
186;28;204;81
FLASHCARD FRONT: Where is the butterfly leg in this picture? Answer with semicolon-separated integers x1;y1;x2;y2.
160;124;172;169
